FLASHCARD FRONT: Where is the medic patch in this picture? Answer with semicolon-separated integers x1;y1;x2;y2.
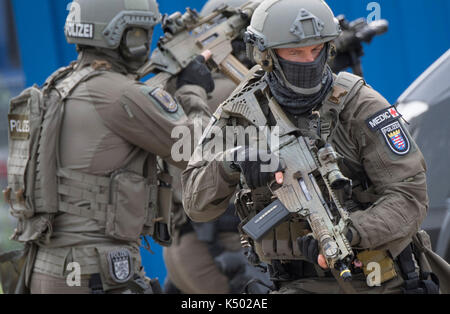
107;249;133;284
366;106;402;131
380;121;410;155
149;88;178;113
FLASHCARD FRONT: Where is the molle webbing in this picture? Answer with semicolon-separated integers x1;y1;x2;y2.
57;168;111;222
55;149;155;224
33;66;100;215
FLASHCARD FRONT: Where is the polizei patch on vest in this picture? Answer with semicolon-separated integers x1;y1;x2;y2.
65;22;94;39
108;249;133;283
150;88;178;113
8;114;30;140
366;107;401;131
381;121;410;155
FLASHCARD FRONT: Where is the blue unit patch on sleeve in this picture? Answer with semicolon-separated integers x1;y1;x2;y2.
149;87;179;113
380;121;411;155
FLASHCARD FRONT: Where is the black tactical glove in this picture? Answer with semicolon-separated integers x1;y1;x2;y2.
297;235;320;265
214;250;273;294
231;147;284;189
176;55;215;93
297;229;355;265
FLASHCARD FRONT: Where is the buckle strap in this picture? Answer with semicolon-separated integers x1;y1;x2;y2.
59;201;108;222
58;184;109;205
57;168;110;188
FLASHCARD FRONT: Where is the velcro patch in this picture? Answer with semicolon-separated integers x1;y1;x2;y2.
366;107;401;131
381;121;410;156
149;88;178;113
8;114;30;140
107;249;133;284
65;22;94;39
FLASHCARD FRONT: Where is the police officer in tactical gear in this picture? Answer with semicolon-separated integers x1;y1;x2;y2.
163;0;274;295
3;0;214;294
182;0;441;294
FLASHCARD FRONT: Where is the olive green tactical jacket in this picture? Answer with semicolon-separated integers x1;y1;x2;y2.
182;69;428;259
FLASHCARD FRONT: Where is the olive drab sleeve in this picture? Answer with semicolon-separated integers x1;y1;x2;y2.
89;74;210;170
181;113;241;223
342;86;428;258
174;84;213;128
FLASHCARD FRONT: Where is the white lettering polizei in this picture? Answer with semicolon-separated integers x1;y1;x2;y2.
10;119;30;133
65;22;94;39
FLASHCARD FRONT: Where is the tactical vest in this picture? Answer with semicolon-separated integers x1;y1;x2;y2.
221;68;365;263
4;62;170;247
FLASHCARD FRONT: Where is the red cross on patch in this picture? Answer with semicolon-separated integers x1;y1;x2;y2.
389;108;399;118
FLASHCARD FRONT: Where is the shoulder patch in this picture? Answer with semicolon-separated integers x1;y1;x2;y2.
380;121;411;156
366;106;410;156
148;87;178;113
366;106;402;131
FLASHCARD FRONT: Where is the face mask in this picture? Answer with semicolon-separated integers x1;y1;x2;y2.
277;45;329;90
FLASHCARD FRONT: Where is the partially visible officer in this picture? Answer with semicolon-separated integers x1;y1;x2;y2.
163;0;273;295
2;0;213;294
182;0;445;294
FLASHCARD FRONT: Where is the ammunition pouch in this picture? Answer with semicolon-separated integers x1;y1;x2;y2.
153;171;174;247
356;250;398;286
56;159;167;244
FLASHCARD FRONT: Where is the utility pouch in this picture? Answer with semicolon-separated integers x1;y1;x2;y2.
357;250;398;286
243;199;291;242
6;87;44;220
10;214;53;244
152;172;173;247
106;171;150;242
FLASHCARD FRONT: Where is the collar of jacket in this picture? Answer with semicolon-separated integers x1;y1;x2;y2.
76;48;134;77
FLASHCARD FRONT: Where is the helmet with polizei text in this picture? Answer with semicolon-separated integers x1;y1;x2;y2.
64;0;161;49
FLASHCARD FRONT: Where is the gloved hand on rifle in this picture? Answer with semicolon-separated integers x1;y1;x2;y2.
297;227;360;269
177;51;215;93
231;146;285;189
214;250;274;294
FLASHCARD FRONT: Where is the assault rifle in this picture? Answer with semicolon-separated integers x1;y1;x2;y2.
330;15;389;77
243;133;355;281
139;0;262;87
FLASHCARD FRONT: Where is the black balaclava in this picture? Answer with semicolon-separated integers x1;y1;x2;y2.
266;44;333;116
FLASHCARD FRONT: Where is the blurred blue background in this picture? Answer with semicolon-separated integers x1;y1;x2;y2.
1;0;450;284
